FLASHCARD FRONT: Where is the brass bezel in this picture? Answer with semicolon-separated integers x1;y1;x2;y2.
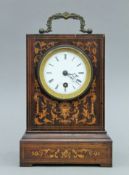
38;45;93;100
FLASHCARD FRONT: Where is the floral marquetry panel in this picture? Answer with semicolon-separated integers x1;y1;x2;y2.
26;34;105;131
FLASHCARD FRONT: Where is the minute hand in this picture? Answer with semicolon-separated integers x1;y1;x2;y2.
67;73;78;79
67;73;81;85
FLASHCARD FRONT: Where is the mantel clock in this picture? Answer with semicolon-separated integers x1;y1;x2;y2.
20;12;112;167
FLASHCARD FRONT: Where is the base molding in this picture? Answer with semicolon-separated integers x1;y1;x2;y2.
20;132;112;167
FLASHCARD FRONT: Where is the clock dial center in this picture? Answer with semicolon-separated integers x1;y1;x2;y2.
62;70;68;76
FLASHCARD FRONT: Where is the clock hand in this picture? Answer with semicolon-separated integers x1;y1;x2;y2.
62;70;80;84
67;73;80;83
62;70;78;77
68;73;78;79
67;74;81;86
62;70;74;80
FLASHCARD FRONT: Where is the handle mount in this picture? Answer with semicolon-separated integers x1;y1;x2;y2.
39;12;92;34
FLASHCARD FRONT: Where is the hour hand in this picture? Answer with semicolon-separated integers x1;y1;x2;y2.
62;70;74;80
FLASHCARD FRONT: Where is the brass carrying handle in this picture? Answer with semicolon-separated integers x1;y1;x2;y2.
39;12;92;34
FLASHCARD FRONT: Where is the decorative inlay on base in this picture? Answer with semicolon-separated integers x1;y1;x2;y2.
21;141;112;164
20;133;112;166
31;148;100;159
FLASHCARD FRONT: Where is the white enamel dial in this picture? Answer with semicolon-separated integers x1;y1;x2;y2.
39;46;92;100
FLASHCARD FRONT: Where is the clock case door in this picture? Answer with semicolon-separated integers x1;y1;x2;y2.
26;34;105;132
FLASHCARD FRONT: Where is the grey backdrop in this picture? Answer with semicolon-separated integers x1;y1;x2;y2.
0;0;129;174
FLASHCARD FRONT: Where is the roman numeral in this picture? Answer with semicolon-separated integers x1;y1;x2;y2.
64;54;67;60
48;63;54;66
77;63;81;67
55;57;59;62
76;79;82;83
46;72;52;74
72;85;76;89
72;57;75;61
48;79;54;83
55;84;59;89
78;72;84;74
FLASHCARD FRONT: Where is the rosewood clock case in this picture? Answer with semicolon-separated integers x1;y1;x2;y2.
20;34;112;166
27;34;104;131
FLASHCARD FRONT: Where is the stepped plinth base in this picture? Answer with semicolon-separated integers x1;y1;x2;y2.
20;132;112;167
